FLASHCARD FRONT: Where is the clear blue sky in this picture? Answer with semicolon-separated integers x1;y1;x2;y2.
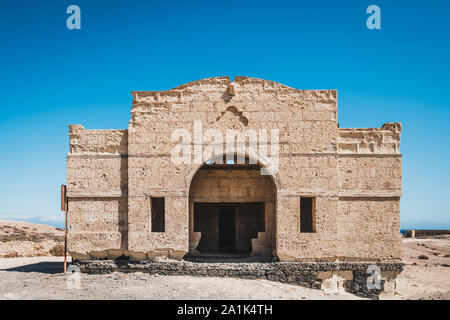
0;0;449;228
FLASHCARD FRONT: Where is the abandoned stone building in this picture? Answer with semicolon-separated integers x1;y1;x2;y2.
66;76;402;266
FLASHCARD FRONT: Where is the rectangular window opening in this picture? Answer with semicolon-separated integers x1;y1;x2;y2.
151;197;165;232
300;197;315;233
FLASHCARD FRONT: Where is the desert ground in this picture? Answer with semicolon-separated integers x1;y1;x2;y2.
0;256;360;300
0;221;449;300
0;220;64;258
396;235;450;299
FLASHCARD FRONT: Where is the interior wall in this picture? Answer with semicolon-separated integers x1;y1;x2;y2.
235;203;264;252
194;202;264;254
190;166;274;203
194;203;219;252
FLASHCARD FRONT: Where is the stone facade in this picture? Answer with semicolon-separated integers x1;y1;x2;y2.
66;76;402;263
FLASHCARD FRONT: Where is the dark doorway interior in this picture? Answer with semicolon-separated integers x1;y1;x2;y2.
194;202;264;255
218;205;236;252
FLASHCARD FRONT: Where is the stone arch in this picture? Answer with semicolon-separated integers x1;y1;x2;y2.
187;153;277;259
185;151;282;194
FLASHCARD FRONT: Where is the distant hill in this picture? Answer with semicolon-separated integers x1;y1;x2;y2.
0;220;64;258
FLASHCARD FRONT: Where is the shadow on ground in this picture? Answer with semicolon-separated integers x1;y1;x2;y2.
2;262;64;274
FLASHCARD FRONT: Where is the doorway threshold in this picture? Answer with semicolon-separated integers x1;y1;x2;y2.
184;252;273;263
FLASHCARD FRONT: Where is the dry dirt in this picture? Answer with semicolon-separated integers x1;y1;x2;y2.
0;221;449;300
0;221;64;258
0;257;361;300
395;235;450;300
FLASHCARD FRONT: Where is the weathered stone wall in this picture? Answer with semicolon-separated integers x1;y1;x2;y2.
66;76;402;263
338;123;401;155
66;125;128;259
68;124;128;155
336;198;401;261
336;123;402;261
67;197;128;259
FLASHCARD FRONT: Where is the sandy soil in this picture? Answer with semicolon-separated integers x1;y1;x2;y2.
0;221;449;300
0;257;360;300
395;236;450;300
0;221;63;258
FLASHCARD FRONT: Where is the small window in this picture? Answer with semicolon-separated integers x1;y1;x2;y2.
151;197;165;232
300;197;315;233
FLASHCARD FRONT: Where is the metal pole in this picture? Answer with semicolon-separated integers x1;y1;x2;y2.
61;185;68;273
64;205;68;273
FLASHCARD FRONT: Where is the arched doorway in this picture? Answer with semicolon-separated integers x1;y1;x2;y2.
188;154;276;259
